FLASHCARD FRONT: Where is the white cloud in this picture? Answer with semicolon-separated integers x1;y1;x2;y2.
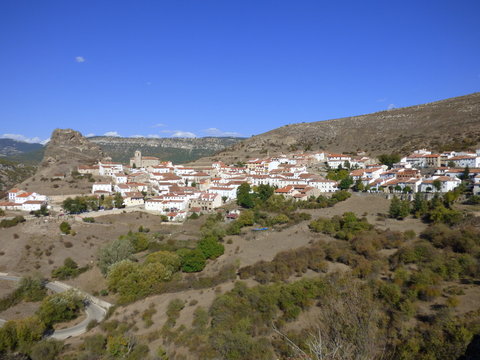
130;134;161;138
203;128;242;137
152;123;166;128
171;131;197;138
40;138;50;145
387;104;396;110
1;133;46;144
75;56;86;63
85;133;95;137
160;130;197;138
104;131;121;137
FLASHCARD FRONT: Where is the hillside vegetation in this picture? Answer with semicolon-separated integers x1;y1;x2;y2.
89;136;244;164
198;92;480;164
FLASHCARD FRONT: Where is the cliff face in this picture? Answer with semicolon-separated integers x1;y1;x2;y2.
41;129;107;169
88;136;243;164
200;92;480;164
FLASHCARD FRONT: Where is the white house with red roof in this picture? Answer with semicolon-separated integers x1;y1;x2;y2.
99;161;124;176
307;178;338;192
207;186;237;201
189;192;222;212
92;182;112;194
22;200;46;212
326;153;352;169
419;176;461;193
113;173;128;184
448;155;480;169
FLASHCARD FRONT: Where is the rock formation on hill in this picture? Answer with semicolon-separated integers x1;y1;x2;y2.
41;129;107;170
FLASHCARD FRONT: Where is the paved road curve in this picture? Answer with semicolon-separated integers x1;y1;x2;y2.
0;274;112;340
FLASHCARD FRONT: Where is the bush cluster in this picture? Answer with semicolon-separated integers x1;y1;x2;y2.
51;257;89;280
0;215;25;228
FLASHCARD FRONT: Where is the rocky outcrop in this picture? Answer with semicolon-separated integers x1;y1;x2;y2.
41;129;107;169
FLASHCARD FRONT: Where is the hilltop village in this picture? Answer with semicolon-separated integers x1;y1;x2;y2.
3;148;479;219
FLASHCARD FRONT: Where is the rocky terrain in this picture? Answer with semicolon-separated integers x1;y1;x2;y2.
89;136;243;164
198;92;480;164
0;158;36;196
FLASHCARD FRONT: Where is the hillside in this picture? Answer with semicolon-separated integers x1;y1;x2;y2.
89;136;244;164
0;158;36;195
200;92;480;164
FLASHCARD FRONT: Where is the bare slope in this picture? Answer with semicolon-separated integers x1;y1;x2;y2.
200;92;480;164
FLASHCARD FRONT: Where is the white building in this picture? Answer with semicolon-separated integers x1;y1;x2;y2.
22;200;46;212
92;182;112;194
308;179;338;192
419;176;461;193
207;186;237;201
448;155;480;169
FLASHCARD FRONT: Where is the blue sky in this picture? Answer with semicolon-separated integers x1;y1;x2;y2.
1;0;479;143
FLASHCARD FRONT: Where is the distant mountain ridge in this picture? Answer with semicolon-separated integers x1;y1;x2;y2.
199;92;480;164
88;136;244;164
0;138;43;157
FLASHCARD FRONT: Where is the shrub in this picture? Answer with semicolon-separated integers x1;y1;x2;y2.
198;236;225;260
29;340;63;360
59;221;71;234
145;251;181;272
82;217;95;223
51;257;88;280
165;299;185;328
178;249;207;273
107;260;173;303
0;216;25;228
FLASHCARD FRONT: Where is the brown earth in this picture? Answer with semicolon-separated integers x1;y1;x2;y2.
195;92;480;164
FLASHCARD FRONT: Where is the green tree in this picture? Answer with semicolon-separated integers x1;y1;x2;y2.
145;251;181;272
433;180;442;192
98;238;134;275
460;165;470;180
353;179;365;192
113;192;124;208
339;176;354;190
389;196;410;219
256;184;275;202
412;193;428;217
378;153;401;168
37;290;84;327
237;183;254;208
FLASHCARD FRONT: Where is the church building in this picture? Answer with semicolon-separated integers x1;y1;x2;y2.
130;150;161;168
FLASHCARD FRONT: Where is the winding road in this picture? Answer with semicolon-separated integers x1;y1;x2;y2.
0;274;112;340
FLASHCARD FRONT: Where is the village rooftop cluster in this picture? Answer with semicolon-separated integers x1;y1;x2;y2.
2;148;480;221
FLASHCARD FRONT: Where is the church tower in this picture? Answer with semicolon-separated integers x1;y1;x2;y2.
134;150;142;167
